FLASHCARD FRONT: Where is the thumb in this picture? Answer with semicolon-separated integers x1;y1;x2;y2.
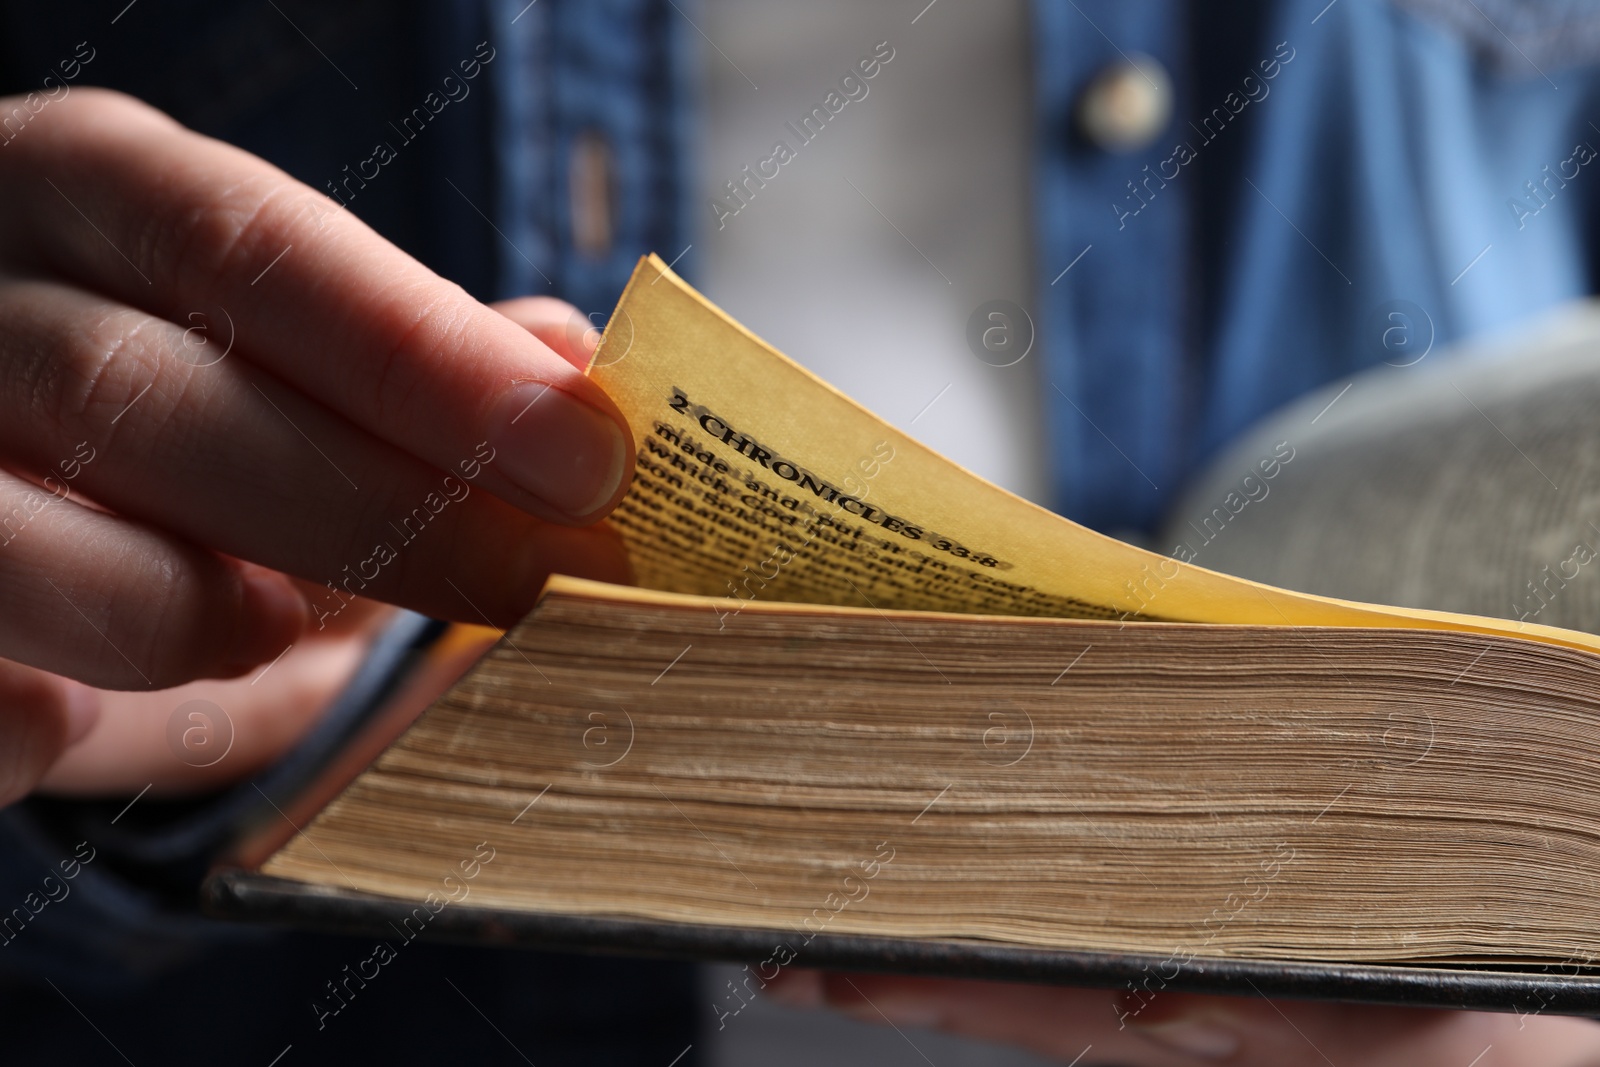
0;660;99;807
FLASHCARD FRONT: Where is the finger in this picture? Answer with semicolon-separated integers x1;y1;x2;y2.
0;659;99;807
811;972;1175;1064
40;606;499;799
1181;994;1600;1067
800;972;1600;1067
490;296;600;371
283;580;392;637
39;616;371;797
0;468;307;689
0;89;632;525
0;277;629;628
771;970;1183;1063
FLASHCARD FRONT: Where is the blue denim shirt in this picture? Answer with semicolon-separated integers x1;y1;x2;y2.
1035;0;1600;529
7;0;1595;528
1;0;1599;1058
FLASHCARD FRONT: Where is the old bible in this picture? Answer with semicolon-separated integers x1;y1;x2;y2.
206;256;1600;1015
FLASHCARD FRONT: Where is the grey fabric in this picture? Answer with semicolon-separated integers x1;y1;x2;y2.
1391;0;1600;77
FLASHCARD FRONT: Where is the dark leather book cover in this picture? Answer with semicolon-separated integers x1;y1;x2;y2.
202;867;1600;1018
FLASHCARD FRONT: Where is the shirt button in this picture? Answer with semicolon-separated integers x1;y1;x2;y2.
1076;54;1172;153
570;130;614;258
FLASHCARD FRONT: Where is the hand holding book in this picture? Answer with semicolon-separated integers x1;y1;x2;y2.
0;91;639;806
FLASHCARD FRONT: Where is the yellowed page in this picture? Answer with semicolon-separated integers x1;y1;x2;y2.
589;254;1600;656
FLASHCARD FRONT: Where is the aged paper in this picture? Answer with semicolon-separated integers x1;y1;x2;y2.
589;255;1600;655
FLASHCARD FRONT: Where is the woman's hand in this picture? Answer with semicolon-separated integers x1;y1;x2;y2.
0;88;634;804
768;970;1600;1066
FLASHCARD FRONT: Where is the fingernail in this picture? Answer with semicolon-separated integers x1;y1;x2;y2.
60;682;100;745
230;570;308;668
491;383;629;520
1133;1019;1240;1060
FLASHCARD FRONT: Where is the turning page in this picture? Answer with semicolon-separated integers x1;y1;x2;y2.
589;255;1600;655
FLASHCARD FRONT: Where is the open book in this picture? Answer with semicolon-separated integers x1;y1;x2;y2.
207;256;1600;1016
